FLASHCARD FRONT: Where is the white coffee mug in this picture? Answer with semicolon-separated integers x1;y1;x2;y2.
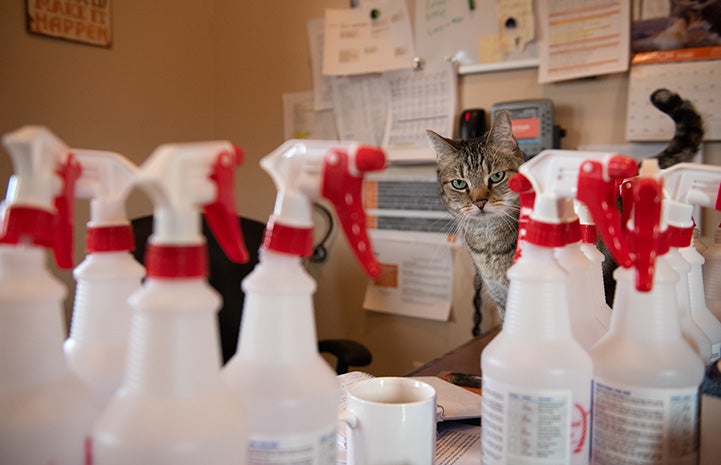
340;377;437;465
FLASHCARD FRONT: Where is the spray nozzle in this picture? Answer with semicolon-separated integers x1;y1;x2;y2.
261;140;387;278
136;141;248;278
661;162;721;229
0;126;81;268
73;149;138;253
600;159;669;291
508;173;535;260
576;155;638;268
629;176;666;291
517;150;636;254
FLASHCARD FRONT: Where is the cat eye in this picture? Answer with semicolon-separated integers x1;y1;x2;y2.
450;179;468;190
489;171;505;184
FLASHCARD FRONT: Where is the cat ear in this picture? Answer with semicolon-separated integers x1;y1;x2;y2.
488;110;520;151
426;129;458;163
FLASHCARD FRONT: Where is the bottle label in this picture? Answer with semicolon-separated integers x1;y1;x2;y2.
482;377;588;465
591;379;699;465
247;427;337;465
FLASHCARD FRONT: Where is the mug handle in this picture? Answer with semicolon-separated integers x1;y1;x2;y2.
339;410;365;465
339;410;358;429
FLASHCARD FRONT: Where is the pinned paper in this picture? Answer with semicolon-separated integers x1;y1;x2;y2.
282;91;338;141
363;231;453;322
478;34;505;64
322;1;415;76
497;0;535;54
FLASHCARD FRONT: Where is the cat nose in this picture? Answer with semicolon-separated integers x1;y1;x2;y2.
474;199;487;210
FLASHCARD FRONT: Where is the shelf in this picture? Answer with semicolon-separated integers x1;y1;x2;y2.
458;58;540;75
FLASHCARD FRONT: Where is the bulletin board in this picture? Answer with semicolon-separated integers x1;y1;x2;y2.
413;0;539;74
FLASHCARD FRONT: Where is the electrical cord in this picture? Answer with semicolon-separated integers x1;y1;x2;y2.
310;202;334;263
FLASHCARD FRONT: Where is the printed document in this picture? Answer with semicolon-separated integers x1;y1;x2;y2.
538;0;630;83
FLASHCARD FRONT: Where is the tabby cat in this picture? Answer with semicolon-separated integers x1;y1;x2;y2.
427;89;704;336
427;110;525;334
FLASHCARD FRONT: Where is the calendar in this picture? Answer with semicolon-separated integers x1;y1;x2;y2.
381;61;458;162
626;60;721;141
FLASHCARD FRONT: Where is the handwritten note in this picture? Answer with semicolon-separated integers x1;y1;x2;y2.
322;1;415;76
414;0;538;66
26;0;112;47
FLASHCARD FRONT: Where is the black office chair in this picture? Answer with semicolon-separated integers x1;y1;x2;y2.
130;215;372;374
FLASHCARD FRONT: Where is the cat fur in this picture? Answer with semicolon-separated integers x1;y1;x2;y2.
427;110;525;330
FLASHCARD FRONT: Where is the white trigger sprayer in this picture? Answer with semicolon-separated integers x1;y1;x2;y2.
583;160;705;465
660;162;721;364
514;149;638;350
481;150;636;465
63;149;145;410
0;126;95;465
223;139;386;465
91;141;249;465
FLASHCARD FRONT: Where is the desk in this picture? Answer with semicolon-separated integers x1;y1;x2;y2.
407;328;499;377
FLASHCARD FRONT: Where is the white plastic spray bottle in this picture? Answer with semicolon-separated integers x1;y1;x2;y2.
517;150;634;351
64;149;145;410
482;150;636;464
91;141;250;465
617;161;713;365
581;160;704;465
660;162;721;364
0;126;96;465
223;139;386;465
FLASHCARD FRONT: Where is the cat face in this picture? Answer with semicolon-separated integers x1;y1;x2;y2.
427;111;525;232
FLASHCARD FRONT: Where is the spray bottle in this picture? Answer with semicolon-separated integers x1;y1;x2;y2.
481;150;636;464
660;162;721;364
0;126;96;465
518;150;631;351
582;160;704;465
91;141;249;465
64;149;145;410
223;139;386;465
617;162;713;365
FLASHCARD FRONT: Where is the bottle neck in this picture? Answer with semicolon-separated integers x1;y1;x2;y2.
123;279;223;396
0;245;69;388
69;252;145;345
609;263;682;340
503;242;573;339
236;249;319;363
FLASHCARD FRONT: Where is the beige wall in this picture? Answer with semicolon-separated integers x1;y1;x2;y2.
1;1;719;376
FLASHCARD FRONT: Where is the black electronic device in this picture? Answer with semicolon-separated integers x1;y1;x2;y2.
458;109;487;140
490;99;560;160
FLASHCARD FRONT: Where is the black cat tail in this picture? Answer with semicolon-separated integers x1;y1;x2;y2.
649;88;704;169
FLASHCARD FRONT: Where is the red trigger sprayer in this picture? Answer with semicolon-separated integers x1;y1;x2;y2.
223;139;386;465
586;159;705;465
0;126;95;465
91;141;249;465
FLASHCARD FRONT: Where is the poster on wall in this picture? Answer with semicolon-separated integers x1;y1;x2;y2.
26;0;112;48
630;0;721;64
